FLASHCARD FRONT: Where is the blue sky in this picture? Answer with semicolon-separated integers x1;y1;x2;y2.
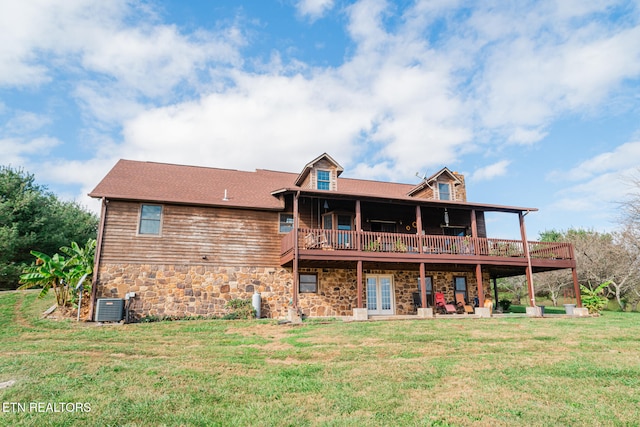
2;0;640;239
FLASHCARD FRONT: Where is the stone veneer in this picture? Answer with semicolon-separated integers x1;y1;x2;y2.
96;263;490;320
96;264;293;320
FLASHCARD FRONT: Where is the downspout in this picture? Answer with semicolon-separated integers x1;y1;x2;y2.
89;197;107;321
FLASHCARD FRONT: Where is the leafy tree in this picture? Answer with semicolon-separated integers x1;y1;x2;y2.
535;228;640;310
0;166;98;289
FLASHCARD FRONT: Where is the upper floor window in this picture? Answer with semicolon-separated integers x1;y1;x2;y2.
317;170;330;190
279;213;294;233
139;205;162;235
438;182;451;200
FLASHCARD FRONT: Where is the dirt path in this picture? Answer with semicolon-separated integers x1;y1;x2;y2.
13;291;32;328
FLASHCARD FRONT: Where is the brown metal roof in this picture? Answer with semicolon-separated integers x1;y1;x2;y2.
89;159;537;213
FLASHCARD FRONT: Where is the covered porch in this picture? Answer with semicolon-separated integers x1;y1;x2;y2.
280;191;580;320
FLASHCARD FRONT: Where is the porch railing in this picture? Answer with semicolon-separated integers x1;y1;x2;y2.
284;228;574;260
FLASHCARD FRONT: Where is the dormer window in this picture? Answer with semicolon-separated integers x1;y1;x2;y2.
438;183;451;200
317;170;331;190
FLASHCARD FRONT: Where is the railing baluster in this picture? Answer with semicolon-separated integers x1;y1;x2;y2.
281;228;575;261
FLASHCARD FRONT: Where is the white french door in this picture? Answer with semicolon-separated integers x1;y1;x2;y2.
366;275;395;315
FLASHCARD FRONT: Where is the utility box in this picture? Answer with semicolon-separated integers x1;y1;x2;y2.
95;298;125;322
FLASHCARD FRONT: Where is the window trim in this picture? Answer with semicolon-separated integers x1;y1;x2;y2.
299;273;318;293
317;169;331;190
138;204;163;236
279;213;294;234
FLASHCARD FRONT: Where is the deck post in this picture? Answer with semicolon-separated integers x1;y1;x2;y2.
420;262;426;308
519;212;536;307
355;200;362;251
416;205;423;253
470;209;479;255
292;192;300;310
572;268;582;307
357;260;363;309
493;276;499;309
476;264;484;307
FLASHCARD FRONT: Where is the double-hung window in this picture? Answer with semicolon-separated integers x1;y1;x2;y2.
139;205;162;235
299;273;318;293
279;213;294;233
317;170;330;190
438;183;451;200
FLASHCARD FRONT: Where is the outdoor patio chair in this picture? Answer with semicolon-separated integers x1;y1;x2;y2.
455;294;474;314
435;292;456;315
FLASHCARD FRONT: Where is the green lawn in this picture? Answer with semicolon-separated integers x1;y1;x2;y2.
1;291;639;426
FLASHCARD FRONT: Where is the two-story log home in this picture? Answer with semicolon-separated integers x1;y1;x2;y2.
88;153;580;320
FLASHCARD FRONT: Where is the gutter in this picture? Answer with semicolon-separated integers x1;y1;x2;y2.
88;197;107;321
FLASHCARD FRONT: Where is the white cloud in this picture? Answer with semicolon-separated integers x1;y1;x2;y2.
470;160;510;181
2;0;640;232
0;136;62;166
507;127;548;145
466;1;640;143
3;111;51;135
547;142;640;225
295;0;335;21
560;141;640;181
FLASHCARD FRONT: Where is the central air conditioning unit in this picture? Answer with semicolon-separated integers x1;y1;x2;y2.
95;298;125;322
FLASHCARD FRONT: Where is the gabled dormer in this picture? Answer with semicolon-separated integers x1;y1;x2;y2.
407;167;466;201
295;153;344;191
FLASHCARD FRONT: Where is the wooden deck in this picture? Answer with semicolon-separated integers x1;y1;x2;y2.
281;228;575;270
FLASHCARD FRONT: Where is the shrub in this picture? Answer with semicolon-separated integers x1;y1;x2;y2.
498;298;512;312
581;282;610;314
225;298;256;320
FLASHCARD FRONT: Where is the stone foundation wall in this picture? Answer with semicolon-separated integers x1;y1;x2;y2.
297;268;490;316
96;264;293;320
96;263;491;320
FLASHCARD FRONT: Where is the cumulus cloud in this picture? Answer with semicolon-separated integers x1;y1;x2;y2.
295;0;335;21
1;0;640;225
470;160;510;181
558;141;640;181
0;136;62;166
548;142;640;218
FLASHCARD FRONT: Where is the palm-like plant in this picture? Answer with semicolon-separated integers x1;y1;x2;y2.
19;239;96;308
19;251;70;306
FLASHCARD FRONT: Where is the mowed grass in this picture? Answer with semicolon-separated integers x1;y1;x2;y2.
1;291;639;426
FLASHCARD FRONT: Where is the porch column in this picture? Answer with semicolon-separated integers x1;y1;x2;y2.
572;268;582;307
292;192;300;309
416;205;423;253
357;260;363;309
355;200;362;251
519;212;535;306
420;262;427;308
493;276;499;308
476;264;484;307
470;209;479;255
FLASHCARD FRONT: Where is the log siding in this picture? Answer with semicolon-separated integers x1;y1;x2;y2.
100;201;281;266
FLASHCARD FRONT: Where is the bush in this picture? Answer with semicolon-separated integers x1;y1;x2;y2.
581;282;609;314
498;299;512;312
225;298;256;320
